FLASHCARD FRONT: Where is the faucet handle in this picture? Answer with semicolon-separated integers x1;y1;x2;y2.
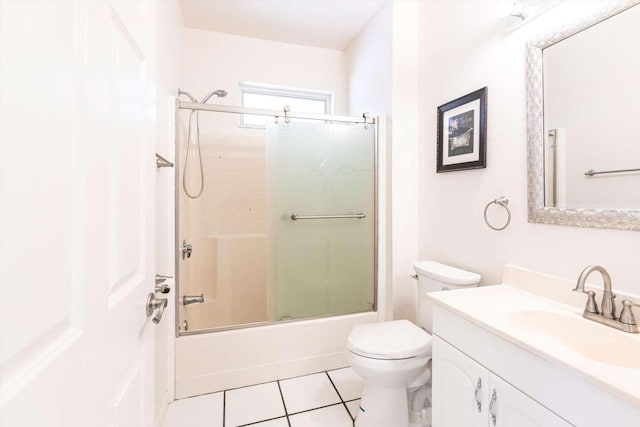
583;291;600;315
619;300;640;326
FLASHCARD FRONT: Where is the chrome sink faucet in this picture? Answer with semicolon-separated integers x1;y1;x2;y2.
574;265;615;318
573;265;639;333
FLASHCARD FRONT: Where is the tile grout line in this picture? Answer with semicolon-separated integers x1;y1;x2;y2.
237;416;289;427
171;367;352;405
224;378;289;393
177;368;355;427
221;367;350;394
287;402;347;417
325;372;345;403
276;380;292;427
325;371;355;424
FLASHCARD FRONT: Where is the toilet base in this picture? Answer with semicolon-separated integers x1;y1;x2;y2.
349;353;431;427
356;382;409;427
408;383;432;427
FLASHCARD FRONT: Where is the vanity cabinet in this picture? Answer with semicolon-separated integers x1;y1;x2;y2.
432;336;572;427
429;273;640;426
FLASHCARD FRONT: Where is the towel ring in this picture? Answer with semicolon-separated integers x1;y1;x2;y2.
484;196;511;231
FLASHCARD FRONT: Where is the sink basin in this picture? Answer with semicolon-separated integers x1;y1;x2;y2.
508;310;640;368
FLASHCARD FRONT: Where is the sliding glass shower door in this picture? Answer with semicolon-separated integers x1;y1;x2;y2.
267;122;376;321
177;113;376;334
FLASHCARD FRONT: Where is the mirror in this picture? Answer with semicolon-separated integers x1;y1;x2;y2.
527;1;640;230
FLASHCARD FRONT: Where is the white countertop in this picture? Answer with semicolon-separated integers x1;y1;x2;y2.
427;283;640;407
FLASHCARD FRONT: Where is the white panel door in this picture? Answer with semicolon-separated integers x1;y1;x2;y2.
489;374;572;427
432;336;489;427
0;1;157;426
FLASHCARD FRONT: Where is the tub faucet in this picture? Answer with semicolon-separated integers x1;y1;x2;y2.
183;294;204;306
573;265;638;333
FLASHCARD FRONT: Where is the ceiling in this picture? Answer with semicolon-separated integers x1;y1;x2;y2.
178;0;387;50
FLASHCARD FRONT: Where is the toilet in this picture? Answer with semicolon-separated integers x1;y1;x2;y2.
347;261;481;427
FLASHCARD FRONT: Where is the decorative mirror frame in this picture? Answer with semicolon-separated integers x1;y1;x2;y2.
526;0;640;231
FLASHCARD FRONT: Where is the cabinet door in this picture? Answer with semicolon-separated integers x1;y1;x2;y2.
489;374;573;427
432;336;489;427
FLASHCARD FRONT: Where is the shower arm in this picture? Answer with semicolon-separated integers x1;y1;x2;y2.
178;88;197;103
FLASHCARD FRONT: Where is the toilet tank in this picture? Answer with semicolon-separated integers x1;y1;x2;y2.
414;261;481;333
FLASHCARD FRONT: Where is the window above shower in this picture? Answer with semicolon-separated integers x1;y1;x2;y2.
240;82;333;128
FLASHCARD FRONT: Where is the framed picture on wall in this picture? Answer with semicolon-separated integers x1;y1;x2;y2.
437;87;487;172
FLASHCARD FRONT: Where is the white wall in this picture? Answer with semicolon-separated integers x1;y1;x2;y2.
346;0;420;322
418;1;640;295
390;0;420;321
346;1;392;117
154;1;183;425
346;1;394;321
182;28;348;120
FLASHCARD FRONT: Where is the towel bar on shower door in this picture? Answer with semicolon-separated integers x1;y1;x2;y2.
290;213;366;221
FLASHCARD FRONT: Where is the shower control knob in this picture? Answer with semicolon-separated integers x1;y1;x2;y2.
181;240;193;260
155;283;171;294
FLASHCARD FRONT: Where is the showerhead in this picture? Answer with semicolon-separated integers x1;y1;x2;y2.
201;89;227;104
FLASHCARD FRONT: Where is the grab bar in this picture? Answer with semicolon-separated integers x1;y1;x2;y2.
290;213;366;221
585;168;640;176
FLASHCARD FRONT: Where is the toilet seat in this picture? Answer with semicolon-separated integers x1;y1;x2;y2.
347;320;432;360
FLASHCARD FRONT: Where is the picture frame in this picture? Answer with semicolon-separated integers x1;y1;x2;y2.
437;87;487;172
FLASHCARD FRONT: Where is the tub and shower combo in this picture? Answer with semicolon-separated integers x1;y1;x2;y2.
173;90;383;398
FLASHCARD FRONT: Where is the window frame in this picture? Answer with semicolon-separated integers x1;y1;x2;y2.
239;82;333;129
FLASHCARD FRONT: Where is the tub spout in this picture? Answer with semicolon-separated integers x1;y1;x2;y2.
183;294;204;306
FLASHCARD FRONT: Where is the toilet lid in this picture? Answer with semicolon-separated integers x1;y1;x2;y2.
347;320;432;360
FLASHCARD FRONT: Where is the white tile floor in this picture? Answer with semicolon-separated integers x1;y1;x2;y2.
164;367;364;427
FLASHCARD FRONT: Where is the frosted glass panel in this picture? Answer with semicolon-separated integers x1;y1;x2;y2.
267;122;375;320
